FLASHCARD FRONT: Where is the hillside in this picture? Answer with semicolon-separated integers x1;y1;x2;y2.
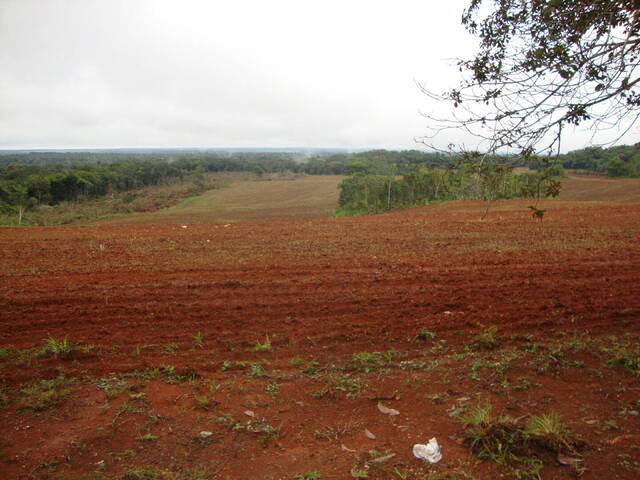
0;175;639;480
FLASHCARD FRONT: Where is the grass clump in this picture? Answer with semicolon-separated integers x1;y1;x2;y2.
471;325;500;351
254;335;272;352
44;335;73;356
19;376;72;411
295;472;321;480
194;394;218;411
193;331;204;349
459;403;525;464
313;373;368;399
607;345;640;375
351;351;394;372
415;329;437;342
136;433;158;442
459;403;584;476
95;377;131;399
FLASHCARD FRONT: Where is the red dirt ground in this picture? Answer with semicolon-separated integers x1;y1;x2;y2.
1;178;639;480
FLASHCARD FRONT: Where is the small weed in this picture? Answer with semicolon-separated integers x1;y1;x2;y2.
121;365;200;383
511;377;537;391
289;357;305;367
44;335;73;357
427;392;446;404
194;332;204;349
265;382;279;396
351;351;393;372
290;358;321;375
430;339;448;353
136;433;158;442
351;468;369;478
254;421;279;445
607;345;640;375
314;421;358;441
194;395;218;411
416;329;436;342
521;342;544;354
471;325;500;351
117;401;144;416
164;342;179;354
314;373;367;399
19;376;72;411
95;377;131;399
399;360;426;370
254;335;272;352
617;453;638;470
295;472;321;480
248;362;268;378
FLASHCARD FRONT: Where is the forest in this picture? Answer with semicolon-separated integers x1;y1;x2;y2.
0;150;450;224
336;163;560;216
0;145;632;224
558;143;640;176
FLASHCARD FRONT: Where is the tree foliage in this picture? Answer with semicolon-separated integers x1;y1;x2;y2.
0;150;459;224
421;0;640;155
337;164;560;217
558;142;640;175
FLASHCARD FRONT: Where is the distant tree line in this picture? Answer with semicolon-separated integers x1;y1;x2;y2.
337;163;561;217
0;149;452;224
556;144;640;177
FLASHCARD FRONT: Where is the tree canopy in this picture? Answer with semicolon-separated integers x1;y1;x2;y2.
421;0;640;156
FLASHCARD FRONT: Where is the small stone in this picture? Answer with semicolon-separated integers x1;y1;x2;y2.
199;431;213;438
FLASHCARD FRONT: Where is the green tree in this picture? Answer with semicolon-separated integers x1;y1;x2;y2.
6;183;33;224
421;1;640;155
606;155;636;177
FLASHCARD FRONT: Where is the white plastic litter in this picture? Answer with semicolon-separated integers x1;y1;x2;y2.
412;438;442;463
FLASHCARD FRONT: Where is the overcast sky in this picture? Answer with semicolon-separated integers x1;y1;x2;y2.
0;0;636;151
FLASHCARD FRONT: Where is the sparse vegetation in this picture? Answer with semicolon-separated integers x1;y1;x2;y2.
254;335;272;352
193;331;204;349
18;376;72;411
460;403;583;476
471;325;500;351
44;335;73;356
1;166;638;480
295;471;321;480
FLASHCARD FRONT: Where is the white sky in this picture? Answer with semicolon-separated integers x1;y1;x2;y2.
0;0;636;151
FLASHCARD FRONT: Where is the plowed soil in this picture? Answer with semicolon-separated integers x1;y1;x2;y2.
1;175;639;480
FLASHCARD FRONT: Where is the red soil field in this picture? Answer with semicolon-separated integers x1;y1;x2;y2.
0;176;639;480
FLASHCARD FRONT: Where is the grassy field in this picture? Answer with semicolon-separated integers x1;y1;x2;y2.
102;174;344;224
558;175;640;202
